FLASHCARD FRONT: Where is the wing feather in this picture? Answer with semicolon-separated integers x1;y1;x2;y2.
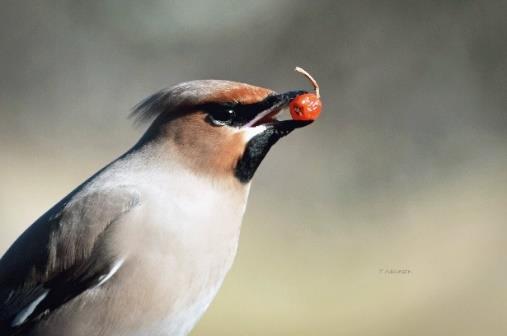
0;186;140;335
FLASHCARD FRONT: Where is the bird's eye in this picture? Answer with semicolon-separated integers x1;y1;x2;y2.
207;106;236;126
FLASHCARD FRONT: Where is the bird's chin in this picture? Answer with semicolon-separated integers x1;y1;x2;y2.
234;119;312;183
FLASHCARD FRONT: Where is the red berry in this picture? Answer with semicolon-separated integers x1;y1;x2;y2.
291;67;322;121
290;93;322;121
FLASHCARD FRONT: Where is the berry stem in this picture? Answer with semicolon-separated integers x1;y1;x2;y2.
294;67;320;98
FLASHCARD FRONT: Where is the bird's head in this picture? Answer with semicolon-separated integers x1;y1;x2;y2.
132;80;312;185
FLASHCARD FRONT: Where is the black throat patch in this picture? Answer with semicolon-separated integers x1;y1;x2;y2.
234;120;311;183
234;127;283;183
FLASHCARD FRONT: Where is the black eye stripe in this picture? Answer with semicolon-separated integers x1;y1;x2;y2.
212;107;235;121
199;95;277;127
201;103;236;126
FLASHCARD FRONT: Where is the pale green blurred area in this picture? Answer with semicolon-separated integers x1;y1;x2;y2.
1;1;507;335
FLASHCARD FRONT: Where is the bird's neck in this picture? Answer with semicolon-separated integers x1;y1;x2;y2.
125;137;251;202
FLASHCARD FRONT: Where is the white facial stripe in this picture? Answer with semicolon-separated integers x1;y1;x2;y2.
93;258;125;289
240;125;267;142
11;289;49;327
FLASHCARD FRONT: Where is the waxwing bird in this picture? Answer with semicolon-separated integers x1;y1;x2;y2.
0;79;312;336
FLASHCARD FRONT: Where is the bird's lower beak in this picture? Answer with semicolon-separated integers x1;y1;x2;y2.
243;90;313;131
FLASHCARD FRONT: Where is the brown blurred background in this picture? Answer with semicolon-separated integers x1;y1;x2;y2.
1;1;507;335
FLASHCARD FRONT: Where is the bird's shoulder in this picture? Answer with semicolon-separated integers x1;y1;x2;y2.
0;181;141;335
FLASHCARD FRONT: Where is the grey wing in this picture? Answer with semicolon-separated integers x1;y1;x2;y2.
0;186;140;335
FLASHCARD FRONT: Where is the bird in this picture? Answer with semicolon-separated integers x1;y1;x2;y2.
0;79;312;336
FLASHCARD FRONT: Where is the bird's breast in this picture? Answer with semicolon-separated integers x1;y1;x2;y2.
105;165;249;335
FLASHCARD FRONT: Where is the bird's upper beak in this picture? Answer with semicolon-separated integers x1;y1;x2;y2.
243;90;313;130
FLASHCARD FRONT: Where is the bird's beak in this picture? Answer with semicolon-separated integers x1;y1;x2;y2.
243;90;313;131
235;90;314;183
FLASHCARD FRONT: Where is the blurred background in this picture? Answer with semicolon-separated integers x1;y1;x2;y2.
1;1;507;335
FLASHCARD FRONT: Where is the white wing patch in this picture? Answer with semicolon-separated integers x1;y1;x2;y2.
4;290;15;303
9;259;124;327
93;259;125;289
11;289;49;327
